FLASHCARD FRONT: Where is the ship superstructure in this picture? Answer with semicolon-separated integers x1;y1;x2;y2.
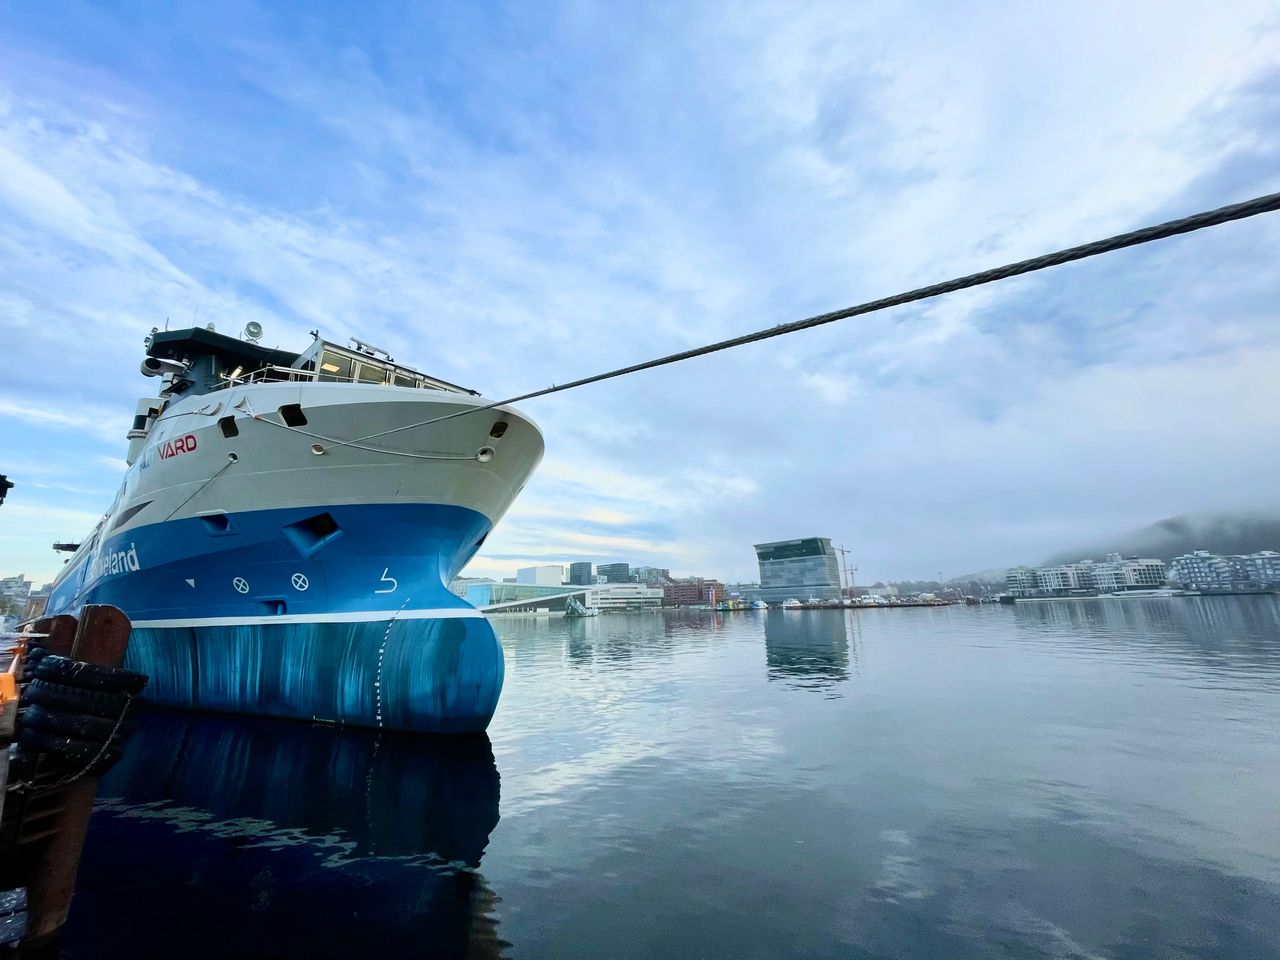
46;325;543;733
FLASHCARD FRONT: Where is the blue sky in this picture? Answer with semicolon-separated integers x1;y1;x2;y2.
2;1;1279;586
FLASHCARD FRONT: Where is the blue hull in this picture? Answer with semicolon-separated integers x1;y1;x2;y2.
47;502;504;733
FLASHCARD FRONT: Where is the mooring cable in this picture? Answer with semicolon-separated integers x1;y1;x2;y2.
328;190;1280;448
162;452;238;521
250;414;483;461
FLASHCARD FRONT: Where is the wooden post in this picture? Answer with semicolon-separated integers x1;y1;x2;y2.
69;606;131;669
28;617;78;658
22;605;133;945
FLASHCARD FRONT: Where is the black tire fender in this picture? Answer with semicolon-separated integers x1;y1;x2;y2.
20;646;51;684
25;679;134;720
17;727;123;772
34;656;148;695
19;703;132;743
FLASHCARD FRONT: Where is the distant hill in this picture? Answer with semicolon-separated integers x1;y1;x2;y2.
1042;512;1280;565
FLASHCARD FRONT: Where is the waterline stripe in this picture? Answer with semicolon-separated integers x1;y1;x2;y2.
132;608;485;628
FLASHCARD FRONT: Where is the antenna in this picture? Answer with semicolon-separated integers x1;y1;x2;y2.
350;337;392;360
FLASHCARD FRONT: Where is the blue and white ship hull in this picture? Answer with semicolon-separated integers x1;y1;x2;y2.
47;358;544;734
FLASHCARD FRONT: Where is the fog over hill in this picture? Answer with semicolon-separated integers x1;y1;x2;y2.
1041;512;1280;565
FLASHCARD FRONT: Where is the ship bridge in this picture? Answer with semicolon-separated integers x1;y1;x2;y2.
144;326;478;397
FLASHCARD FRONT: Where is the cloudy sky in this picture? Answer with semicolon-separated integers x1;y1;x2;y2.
1;1;1278;587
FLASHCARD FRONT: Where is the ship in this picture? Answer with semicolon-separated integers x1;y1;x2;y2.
44;324;544;734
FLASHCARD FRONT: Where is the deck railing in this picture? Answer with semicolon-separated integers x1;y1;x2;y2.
216;365;451;391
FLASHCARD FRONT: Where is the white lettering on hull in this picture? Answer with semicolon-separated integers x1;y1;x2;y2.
90;543;141;585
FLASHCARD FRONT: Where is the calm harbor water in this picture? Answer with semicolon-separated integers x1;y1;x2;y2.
65;597;1280;959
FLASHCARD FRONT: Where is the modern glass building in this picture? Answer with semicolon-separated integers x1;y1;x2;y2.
754;538;842;603
567;561;594;585
597;563;631;584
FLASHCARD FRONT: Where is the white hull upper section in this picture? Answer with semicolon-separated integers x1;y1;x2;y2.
110;381;542;533
53;381;544;599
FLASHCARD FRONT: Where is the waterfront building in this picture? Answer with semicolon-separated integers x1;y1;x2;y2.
754;538;842;603
663;579;727;606
867;584;899;598
1035;564;1093;594
1005;567;1039;597
631;566;670;585
449;576;495;598
597;563;631;584
464;582;573;612
0;574;32;603
0;574;32;618
1239;551;1280;587
462;581;662;612
1168;550;1280;591
516;565;564;586
1007;555;1168;597
1168;551;1236;590
567;561;594;586
591;584;664;611
1090;554;1168;592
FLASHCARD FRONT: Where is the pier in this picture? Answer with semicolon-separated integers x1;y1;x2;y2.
1;606;143;953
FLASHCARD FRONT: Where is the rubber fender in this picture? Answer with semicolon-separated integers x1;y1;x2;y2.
25;679;134;720
35;655;148;695
17;727;123;774
19;703;133;743
20;646;50;684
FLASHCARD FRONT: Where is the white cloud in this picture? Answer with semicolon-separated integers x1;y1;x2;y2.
0;3;1278;584
0;396;126;444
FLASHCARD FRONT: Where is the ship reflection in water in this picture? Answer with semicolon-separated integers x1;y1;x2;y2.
763;609;856;694
64;712;507;960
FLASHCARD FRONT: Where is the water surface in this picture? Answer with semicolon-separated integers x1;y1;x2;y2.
66;598;1280;958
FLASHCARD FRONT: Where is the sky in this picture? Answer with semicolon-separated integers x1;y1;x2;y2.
1;1;1279;587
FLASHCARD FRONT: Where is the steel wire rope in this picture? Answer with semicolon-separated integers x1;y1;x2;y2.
249;414;484;461
309;191;1280;451
161;452;239;521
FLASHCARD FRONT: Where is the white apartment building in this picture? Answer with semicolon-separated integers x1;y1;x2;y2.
1240;551;1280;586
1005;567;1039;597
1009;555;1168;596
588;584;664;610
1091;554;1168;592
1035;563;1094;593
1169;550;1280;590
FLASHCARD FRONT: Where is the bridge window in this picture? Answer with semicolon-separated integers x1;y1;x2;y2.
317;351;353;382
357;362;386;384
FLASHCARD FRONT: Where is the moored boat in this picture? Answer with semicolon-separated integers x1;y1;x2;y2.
45;325;543;733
